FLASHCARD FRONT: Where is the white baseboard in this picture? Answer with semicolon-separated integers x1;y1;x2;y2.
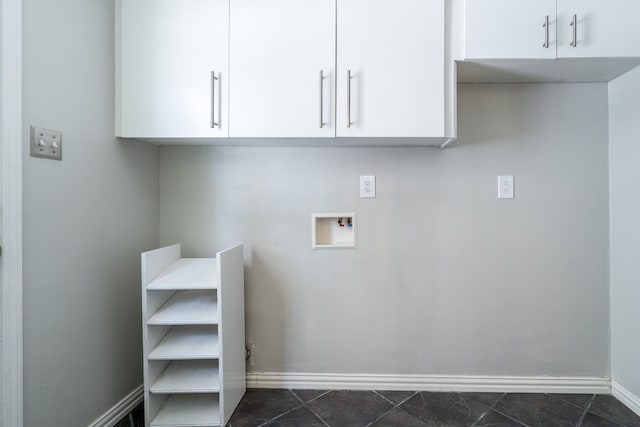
246;372;611;394
612;381;640;417
88;385;144;427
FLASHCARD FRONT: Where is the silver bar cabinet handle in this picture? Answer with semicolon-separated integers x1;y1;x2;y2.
570;14;577;47
319;70;324;128
347;69;352;128
542;15;550;48
211;71;219;128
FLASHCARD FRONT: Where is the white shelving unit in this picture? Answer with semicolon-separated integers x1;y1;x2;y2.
142;244;245;427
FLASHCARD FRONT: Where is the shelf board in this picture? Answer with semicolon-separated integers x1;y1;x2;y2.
151;394;220;427
148;259;218;290
151;360;220;394
148;291;218;325
149;326;219;360
314;242;354;248
457;58;640;84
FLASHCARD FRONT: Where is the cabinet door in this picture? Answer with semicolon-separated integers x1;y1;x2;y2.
229;0;336;138
116;0;229;138
465;0;557;59
336;0;445;137
557;0;640;58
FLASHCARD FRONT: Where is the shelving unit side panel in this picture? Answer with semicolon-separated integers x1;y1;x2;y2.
217;244;246;425
148;359;171;395
146;290;178;323
142;244;182;286
147;393;170;427
142;281;151;425
147;325;172;358
142;244;180;427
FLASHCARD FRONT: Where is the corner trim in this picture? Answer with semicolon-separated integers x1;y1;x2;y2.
612;381;640;417
88;384;144;427
1;0;23;426
246;372;611;394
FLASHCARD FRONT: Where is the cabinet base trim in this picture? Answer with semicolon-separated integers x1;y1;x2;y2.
612;381;640;417
128;136;456;148
88;384;143;427
246;372;610;394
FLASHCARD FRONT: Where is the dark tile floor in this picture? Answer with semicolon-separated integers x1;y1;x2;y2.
115;391;640;427
228;390;640;427
114;401;144;427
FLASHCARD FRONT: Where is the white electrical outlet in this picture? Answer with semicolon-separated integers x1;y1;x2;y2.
498;176;514;199
360;175;376;198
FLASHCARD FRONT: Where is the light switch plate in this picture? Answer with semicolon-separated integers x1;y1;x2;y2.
30;126;62;161
360;175;376;198
498;175;514;199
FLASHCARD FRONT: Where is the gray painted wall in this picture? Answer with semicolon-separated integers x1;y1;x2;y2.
159;83;610;377
609;67;640;397
0;0;4;412
22;0;159;425
0;0;3;410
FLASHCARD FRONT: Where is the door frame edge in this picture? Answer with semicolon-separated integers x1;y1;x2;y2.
1;0;24;425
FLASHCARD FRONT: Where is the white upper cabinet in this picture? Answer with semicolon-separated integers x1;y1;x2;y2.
465;0;640;60
116;0;229;138
229;0;336;138
465;0;556;59
336;0;446;138
557;0;640;58
116;0;455;144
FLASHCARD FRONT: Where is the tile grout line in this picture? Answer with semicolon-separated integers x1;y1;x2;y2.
494;393;530;426
296;389;332;427
306;389;333;404
289;389;308;405
254;404;303;427
303;402;331;427
371;390;396;406
372;390;420;409
255;404;305;427
586;396;634;426
468;392;506;427
545;393;596;412
489;402;531;427
575;394;597;427
365;391;423;427
299;389;333;426
255;390;306;427
483;391;529;426
393;391;428;422
395;391;421;406
490;393;507;409
469;408;492;427
489;408;530;427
